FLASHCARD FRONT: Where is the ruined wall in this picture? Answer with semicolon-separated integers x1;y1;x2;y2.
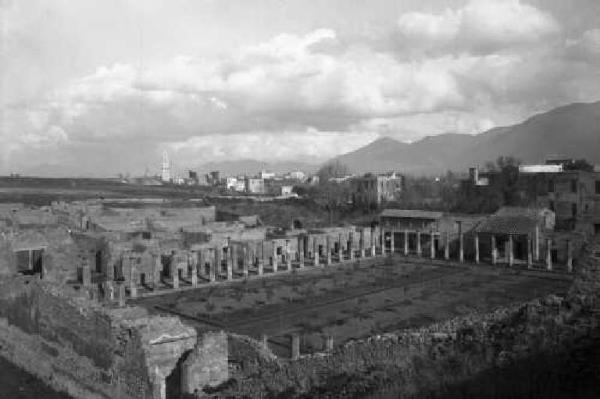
223;293;597;398
0;277;198;399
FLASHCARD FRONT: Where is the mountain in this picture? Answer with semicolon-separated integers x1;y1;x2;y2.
195;159;319;176
331;101;600;175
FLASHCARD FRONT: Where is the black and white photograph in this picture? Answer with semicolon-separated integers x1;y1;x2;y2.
1;0;600;398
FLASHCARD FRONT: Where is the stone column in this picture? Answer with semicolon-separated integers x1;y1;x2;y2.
326;335;334;352
416;231;422;257
380;227;385;255
508;235;514;267
286;241;292;271
326;236;332;266
348;232;354;261
313;237;320;267
370;227;376;257
338;233;344;262
129;261;137;297
105;281;114;301
172;263;179;289
298;237;305;269
152;367;166;399
474;233;480;264
445;231;450;260
257;245;264;276
566;240;573;273
359;229;365;258
534;226;540;261
389;230;395;254
191;252;198;287
527;236;533;269
211;248;219;282
226;248;233;280
430;231;436;260
459;233;464;263
291;334;300;360
242;245;249;278
546;238;553;271
153;254;161;287
272;241;279;272
198;250;205;277
82;261;92;287
491;235;497;265
118;283;126;307
262;334;269;350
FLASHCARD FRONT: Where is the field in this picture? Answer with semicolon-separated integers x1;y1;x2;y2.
135;257;572;357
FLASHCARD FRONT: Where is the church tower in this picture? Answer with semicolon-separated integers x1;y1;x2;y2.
161;150;171;182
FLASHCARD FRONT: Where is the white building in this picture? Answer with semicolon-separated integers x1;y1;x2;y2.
161;151;171;182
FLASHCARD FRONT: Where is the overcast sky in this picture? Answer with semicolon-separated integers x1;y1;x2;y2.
1;0;600;176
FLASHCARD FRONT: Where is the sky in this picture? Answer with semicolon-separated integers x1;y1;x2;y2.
1;0;600;176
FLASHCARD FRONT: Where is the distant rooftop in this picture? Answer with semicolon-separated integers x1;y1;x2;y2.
380;209;443;220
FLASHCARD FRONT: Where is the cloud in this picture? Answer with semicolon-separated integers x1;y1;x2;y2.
396;0;560;54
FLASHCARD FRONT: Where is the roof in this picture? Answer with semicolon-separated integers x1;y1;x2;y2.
475;215;539;235
380;209;443;220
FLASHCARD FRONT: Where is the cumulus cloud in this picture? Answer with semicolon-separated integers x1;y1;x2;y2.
396;0;560;54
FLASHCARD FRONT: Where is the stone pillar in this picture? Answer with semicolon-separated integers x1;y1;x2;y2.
459;233;464;263
546;238;553;271
172;264;179;290
226;248;233;280
326;236;332;266
105;281;114;301
191;252;198;287
242;245;249;278
508;235;514;267
474;233;480;264
534;226;540;262
338;233;344;262
380;227;385;255
326;335;334;352
211;248;219;282
527;236;533;269
286;241;292;271
262;334;269;350
389;230;395;254
416;231;422;257
370;227;376;257
445;231;450;260
430;231;436;260
566;240;573;273
82;261;92;287
153;254;161;287
348;232;354;261
359;229;366;258
129;261;137;297
152;367;166;399
118;283;126;307
298;237;305;269
491;235;497;265
272;241;279;272
313;237;320;267
257;247;264;276
291;334;300;360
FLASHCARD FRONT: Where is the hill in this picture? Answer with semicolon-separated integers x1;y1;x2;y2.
331;101;600;175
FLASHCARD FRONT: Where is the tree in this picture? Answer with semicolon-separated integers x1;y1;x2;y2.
317;160;350;183
564;158;594;172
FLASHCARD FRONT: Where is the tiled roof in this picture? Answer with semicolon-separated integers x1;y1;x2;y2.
380;209;443;220
474;215;539;235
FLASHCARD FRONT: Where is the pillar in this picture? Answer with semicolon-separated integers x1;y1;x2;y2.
508;235;514;267
445;231;450;260
527;236;533;269
211;248;219;282
272;241;279;272
82;262;92;287
370;227;376;256
534;226;540;261
262;334;269;350
286;241;292;271
348;232;354;261
338;233;344;262
257;246;264;276
389;230;395;254
298;238;305;268
491;235;497;265
546;238;553;271
380;227;385;255
326;335;334;352
359;229;366;258
474;233;480;264
326;236;332;266
118;283;126;307
566;240;573;273
191;252;198;287
227;248;233;280
291;334;300;360
152;367;166;399
172;264;179;290
129;262;137;297
459;233;464;263
416;231;422;257
105;281;114;301
313;237;320;267
153;254;161;287
430;231;436;260
242;245;249;278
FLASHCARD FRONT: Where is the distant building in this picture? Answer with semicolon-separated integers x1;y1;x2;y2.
286;171;306;181
207;171;221;186
259;170;276;179
161;151;171;182
245;177;265;194
280;185;294;197
188;170;198;184
351;172;404;206
226;177;245;192
379;209;443;231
